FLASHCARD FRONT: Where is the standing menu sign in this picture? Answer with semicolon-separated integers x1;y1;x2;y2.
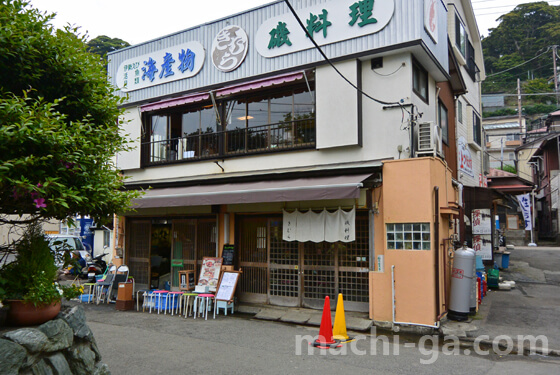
222;244;235;266
198;257;223;291
215;271;241;302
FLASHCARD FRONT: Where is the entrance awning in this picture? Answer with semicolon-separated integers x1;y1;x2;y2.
132;174;372;209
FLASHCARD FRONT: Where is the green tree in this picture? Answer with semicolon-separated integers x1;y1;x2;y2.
0;1;139;230
87;35;130;58
482;2;560;94
523;78;555;104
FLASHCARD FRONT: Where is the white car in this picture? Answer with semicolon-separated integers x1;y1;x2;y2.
47;235;91;268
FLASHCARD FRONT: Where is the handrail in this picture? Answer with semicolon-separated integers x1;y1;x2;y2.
141;118;316;166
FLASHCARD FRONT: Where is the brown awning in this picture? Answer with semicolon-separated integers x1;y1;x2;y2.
132;174;372;208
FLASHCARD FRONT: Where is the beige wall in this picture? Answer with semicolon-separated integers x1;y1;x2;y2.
370;157;455;325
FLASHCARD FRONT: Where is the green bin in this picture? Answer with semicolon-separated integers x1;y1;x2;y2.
487;268;499;288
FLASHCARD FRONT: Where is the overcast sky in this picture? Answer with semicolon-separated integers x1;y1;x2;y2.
29;0;560;45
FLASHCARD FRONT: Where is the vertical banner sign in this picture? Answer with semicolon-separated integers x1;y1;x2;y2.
516;194;533;231
472;209;492;260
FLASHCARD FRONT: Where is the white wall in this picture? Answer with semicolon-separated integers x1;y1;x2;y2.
116;109;142;171
449;1;485;187
119;52;441;186
316;60;360;149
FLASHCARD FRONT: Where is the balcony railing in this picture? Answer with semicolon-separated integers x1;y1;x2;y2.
142;118;315;166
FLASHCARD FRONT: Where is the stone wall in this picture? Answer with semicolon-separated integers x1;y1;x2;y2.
0;305;110;375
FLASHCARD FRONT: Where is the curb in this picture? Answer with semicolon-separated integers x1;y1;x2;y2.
456;336;560;357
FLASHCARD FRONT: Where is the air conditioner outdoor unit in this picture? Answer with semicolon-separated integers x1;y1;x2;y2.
416;121;442;157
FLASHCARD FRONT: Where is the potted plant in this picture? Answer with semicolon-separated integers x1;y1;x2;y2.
0;223;83;326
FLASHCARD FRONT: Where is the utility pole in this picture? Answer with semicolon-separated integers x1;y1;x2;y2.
500;138;504;170
554;45;559;106
517;78;523;133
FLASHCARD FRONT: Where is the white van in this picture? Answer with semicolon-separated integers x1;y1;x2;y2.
47;235;90;268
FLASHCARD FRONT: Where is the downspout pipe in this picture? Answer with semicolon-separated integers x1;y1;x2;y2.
392;265;440;329
434;186;441;318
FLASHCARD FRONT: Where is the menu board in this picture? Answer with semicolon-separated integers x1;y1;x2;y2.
198;257;223;291
215;271;240;302
222;244;235;266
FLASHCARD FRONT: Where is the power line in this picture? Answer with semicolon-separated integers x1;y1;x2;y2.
486;48;551;78
482;93;559;97
282;0;404;109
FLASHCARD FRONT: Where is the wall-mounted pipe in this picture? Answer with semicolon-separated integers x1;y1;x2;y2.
434;186;441;317
392;265;440;329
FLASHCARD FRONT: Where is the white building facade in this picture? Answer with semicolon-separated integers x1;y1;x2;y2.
108;0;483;324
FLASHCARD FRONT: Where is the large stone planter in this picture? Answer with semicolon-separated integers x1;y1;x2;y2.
0;305;111;374
6;300;61;326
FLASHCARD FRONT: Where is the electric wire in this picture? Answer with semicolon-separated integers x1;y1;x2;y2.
372;63;405;77
486;48;551;78
282;0;406;111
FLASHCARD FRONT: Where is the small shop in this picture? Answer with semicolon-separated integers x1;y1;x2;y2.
108;0;473;325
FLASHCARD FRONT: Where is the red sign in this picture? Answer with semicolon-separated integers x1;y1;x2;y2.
452;268;464;279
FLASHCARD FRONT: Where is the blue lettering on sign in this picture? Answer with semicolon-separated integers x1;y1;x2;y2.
159;52;175;79
178;49;196;73
142;57;158;82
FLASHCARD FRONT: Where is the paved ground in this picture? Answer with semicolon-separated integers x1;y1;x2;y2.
49;246;560;373
441;246;560;354
79;301;559;374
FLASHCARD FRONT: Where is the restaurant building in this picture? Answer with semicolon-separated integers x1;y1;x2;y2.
109;0;483;327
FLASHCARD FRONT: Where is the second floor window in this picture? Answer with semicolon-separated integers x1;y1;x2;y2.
141;77;315;166
455;15;467;58
438;100;448;145
473;112;481;147
413;60;428;103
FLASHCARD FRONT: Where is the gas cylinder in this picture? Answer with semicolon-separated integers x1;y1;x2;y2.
465;246;478;314
448;244;476;321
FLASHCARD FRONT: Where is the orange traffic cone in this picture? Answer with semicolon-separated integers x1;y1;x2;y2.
333;293;355;343
311;296;341;349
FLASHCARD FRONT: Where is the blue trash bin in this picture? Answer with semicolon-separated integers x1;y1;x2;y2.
501;252;510;269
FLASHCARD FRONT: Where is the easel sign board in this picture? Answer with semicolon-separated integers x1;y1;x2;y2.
215;271;241;302
222;244;235;266
198;257;223;291
178;270;195;291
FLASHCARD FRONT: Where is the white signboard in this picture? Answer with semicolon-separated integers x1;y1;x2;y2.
458;137;474;177
215;271;240;302
116;42;205;92
256;0;395;58
472;209;491;235
424;0;438;43
472;234;492;260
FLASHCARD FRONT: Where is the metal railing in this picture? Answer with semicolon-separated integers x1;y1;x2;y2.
142;118;315;166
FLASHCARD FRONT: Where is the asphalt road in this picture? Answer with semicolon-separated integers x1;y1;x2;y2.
79;301;560;375
471;246;560;352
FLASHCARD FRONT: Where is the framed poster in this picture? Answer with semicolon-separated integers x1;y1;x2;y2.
178;270;195;291
472;234;492;260
507;215;519;230
215;271;241;302
472;209;492;234
198;257;223;291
